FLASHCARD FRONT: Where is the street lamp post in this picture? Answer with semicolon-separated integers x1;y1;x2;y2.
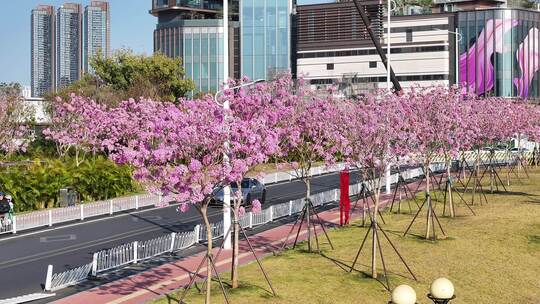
214;79;265;250
387;0;393;93
385;0;396;195
434;28;462;84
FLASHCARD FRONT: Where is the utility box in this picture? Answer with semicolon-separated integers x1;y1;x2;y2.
58;187;79;207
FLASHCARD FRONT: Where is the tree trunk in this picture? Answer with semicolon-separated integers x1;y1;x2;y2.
446;157;455;218
199;203;213;304
425;162;432;239
371;168;380;279
517;134;522;177
506;148;510;186
471;149;480;204
231;195;240;289
305;178;311;252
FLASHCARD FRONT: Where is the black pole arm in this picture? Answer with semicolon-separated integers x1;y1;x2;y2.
352;0;402;93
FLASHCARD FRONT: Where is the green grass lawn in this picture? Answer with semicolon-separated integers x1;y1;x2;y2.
153;167;540;304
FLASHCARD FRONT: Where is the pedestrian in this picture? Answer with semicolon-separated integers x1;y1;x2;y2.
6;195;14;223
0;192;8;227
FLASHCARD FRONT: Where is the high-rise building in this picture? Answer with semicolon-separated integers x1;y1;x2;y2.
83;1;110;74
56;3;82;89
150;0;295;92
31;2;110;97
240;0;293;80
150;0;240;93
31;5;55;98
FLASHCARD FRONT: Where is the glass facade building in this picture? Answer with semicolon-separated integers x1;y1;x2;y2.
240;0;292;80
83;1;110;74
151;0;240;94
56;3;82;89
457;9;540;98
31;5;55;97
182;20;225;92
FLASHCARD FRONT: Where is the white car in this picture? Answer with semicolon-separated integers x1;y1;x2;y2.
211;178;266;206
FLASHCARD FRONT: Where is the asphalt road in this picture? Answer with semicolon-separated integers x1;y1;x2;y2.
0;170;366;299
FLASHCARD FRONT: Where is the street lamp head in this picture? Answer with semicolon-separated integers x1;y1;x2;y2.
214;79;267;105
390;284;417;304
429;277;455;299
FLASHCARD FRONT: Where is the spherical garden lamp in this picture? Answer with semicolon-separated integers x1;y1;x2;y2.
389;284;417;304
428;278;456;303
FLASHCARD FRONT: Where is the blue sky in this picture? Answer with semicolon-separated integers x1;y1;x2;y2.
0;0;331;85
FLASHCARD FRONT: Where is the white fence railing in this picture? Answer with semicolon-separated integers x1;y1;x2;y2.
45;263;92;292
44;162;439;292
1;164;347;236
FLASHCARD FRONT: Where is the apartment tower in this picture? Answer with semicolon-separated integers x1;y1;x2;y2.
31;5;55;97
31;2;110;97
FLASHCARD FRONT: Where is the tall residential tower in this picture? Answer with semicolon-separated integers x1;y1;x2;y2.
56;3;82;89
31;2;110;97
83;1;110;73
31;5;55;98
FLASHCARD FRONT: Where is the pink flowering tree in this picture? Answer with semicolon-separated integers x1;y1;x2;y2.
344;92;412;278
0;96;34;160
274;84;350;252
220;77;293;289
279;88;349;200
410;86;478;217
106;97;229;303
43;95;108;166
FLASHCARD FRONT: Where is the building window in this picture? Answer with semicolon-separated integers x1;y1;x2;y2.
327;63;334;70
406;29;413;42
369;61;377;68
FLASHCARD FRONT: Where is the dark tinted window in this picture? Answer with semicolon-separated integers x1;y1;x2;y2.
406;29;413;42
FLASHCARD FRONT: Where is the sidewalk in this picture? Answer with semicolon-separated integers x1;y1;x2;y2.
52;180;425;304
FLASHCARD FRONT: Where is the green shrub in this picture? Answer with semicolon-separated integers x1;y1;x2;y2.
0;156;139;212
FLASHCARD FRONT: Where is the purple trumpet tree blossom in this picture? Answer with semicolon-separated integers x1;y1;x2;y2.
219;76;292;289
0;96;34;159
105;97;230;303
344;91;412;278
43;95;109;166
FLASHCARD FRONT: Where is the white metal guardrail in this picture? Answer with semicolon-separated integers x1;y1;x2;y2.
0;163;349;236
44;162;444;292
45;263;92;292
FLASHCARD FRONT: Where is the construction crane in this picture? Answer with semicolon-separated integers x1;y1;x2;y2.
352;0;402;94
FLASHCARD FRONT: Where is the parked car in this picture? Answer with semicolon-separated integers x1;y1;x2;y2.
211;178;266;206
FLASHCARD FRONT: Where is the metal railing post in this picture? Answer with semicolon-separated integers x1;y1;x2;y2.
80;204;84;221
109;200;113;215
91;253;98;277
249;212;253;229
194;225;201;243
12;216;17;234
133;241;138;264
334;189;338;202
288;200;293;216
269;207;274;222
48;210;53;227
135;195;139;210
170;232;176;252
45;264;53;291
